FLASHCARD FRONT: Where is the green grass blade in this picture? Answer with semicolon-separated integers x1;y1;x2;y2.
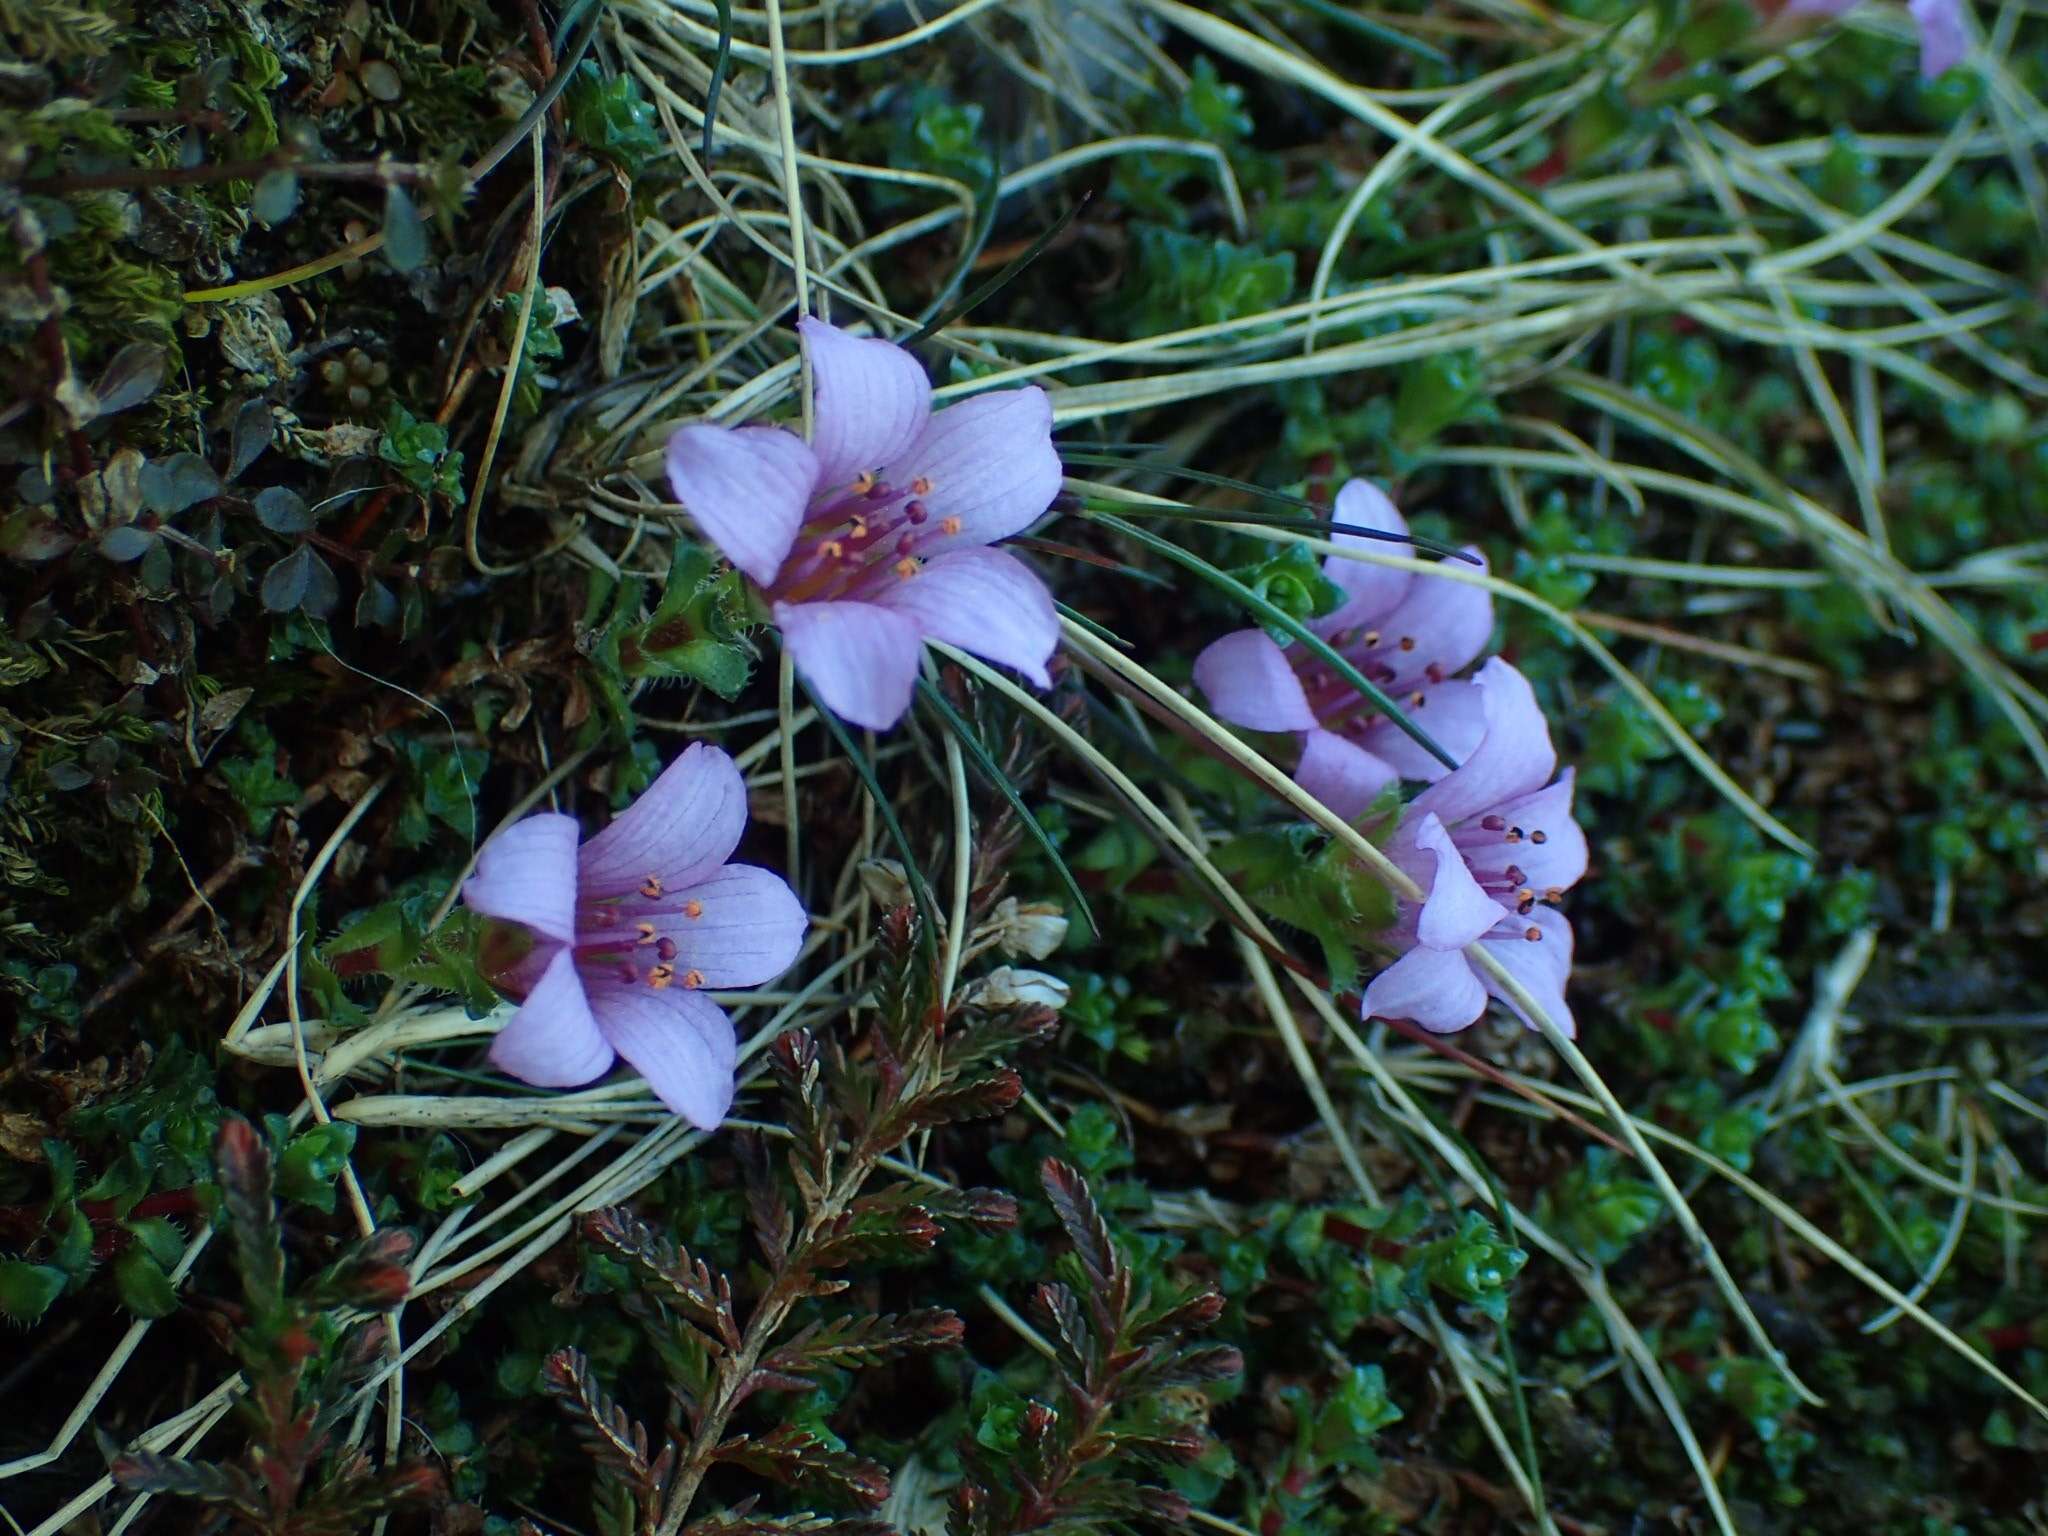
915;677;1097;940
904;191;1092;348
799;679;941;966
701;0;735;163
1086;509;1460;773
1058;456;1479;562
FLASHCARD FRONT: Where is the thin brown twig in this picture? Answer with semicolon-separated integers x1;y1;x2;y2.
1574;609;1831;683
80;847;263;1020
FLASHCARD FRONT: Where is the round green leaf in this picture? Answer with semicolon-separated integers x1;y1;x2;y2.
0;1260;67;1323
114;1247;179;1319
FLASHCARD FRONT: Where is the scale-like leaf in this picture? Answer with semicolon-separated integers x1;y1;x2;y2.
713;1426;890;1509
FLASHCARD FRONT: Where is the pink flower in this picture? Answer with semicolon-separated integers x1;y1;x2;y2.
460;743;807;1128
1192;480;1494;822
665;318;1064;731
1361;658;1587;1037
1783;0;1969;76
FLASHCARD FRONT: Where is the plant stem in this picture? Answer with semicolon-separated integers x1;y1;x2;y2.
651;1123;887;1536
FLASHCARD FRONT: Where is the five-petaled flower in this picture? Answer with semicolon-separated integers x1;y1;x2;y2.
1782;0;1969;76
1193;480;1494;823
461;742;807;1129
666;318;1064;731
1360;658;1588;1037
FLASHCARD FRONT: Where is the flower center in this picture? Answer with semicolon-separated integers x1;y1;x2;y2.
770;471;956;605
1295;628;1432;731
1462;815;1567;937
568;875;710;989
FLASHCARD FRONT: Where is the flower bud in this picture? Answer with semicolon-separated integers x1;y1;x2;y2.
857;858;913;908
966;966;1069;1011
989;897;1069;960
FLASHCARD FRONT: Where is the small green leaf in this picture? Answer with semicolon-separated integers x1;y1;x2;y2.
252;168;300;226
94;343;167;415
99;525;160;563
0;1260;67;1322
139;453;222;516
382;183;429;273
252;487;312;534
114;1246;179;1318
226;399;274;482
260;544;313;612
616;541;757;699
275;1123;358;1214
356;577;400;629
563;61;660;173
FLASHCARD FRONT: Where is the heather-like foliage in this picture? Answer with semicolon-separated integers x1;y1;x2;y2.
533;908;1235;1534
107;1119;441;1534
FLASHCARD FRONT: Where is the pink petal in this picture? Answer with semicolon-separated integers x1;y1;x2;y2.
489;947;616;1087
1317;479;1411;630
589;983;738;1129
655;864;808;987
870;547;1057;687
1411;812;1512;949
1362;944;1487;1033
886;387;1061;551
1368;549;1493;690
1295;727;1397;823
1485;770;1587;891
776;597;925;731
579;742;747;902
666;423;818;586
1910;0;1967;74
799;317;932;492
1194;629;1316;733
1411;658;1557;827
462;813;581;943
1481;904;1575;1037
1369;679;1488;783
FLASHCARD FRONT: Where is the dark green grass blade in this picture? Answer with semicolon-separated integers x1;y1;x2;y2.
1265;0;1452;63
800;679;941;966
903;191;1092;348
915;677;1097;941
1086;509;1460;773
702;0;735;163
470;1;601;185
1011;535;1177;590
1060;454;1479;563
1054;600;1132;652
1447;1130;1549;1514
903;161;1007;345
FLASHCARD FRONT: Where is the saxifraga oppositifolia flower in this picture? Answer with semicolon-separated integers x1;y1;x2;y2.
460;743;807;1129
1779;0;1969;77
1361;658;1589;1038
1193;479;1494;822
665;317;1064;731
